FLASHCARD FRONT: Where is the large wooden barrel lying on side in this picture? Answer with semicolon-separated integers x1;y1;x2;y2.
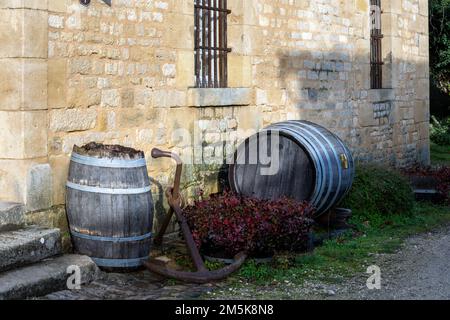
229;120;355;217
66;143;154;270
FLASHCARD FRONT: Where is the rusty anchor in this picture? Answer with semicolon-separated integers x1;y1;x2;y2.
144;148;247;284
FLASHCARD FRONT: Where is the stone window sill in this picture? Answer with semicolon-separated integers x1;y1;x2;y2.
367;88;394;102
187;88;253;107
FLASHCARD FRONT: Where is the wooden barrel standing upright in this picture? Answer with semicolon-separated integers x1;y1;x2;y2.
229;120;355;217
66;143;154;270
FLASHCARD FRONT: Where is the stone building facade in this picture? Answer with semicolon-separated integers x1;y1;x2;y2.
0;0;429;236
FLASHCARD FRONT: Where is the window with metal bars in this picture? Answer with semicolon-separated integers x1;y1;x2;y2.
194;0;231;88
370;0;383;89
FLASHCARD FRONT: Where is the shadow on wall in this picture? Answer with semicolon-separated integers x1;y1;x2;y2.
275;47;430;167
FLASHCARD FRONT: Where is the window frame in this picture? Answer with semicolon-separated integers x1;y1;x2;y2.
370;0;384;89
194;0;231;88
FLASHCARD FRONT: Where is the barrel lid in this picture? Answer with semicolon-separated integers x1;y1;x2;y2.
73;142;144;160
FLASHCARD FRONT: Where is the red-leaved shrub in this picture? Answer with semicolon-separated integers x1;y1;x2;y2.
183;191;315;258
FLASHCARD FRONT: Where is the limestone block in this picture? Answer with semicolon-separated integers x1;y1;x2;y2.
414;100;429;123
101;89;121;108
0;111;23;158
0;59;47;111
419;0;428;16
0;8;47;58
419;35;429;57
0;159;47;204
129;47;154;62
48;0;68;13
356;0;368;12
416;58;430;79
49;108;97;132
229;25;263;55
48;59;67;109
116;108;146;128
25;164;52;211
0;160;26;203
0;9;21;58
69;58;92;75
165;13;194;50
416;79;430;100
68;88;101;108
176;50;195;88
0;111;47;159
48;14;64;29
354;63;371;89
359;104;377;127
228;0;243;24
418;121;430;141
267;89;288;106
23;111;48;158
383;0;402;14
234;107;262;132
176;0;195;15
167;107;197;134
187;88;253;107
381;13;397;37
401;107;415;120
154;89;187;108
416;15;428;34
134;88;153;107
121;89;135;108
228;55;252;88
367;88;395;102
0;0;47;10
242;0;258;26
255;88;268;106
49;155;70;206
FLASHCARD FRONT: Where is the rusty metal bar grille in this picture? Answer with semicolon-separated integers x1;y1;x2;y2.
370;0;383;89
194;0;231;88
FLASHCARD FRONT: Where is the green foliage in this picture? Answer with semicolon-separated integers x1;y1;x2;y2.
340;165;415;222
430;0;450;92
430;116;450;146
238;260;275;283
205;260;227;271
431;142;450;165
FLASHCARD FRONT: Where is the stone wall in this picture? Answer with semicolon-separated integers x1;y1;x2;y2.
0;0;430;232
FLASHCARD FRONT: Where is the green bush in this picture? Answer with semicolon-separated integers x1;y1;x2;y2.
341;165;415;221
430;116;450;146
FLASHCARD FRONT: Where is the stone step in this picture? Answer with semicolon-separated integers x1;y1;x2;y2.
0;202;25;232
0;255;100;300
0;226;62;272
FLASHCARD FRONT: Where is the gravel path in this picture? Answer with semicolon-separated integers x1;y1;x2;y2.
334;224;450;300
209;225;450;300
